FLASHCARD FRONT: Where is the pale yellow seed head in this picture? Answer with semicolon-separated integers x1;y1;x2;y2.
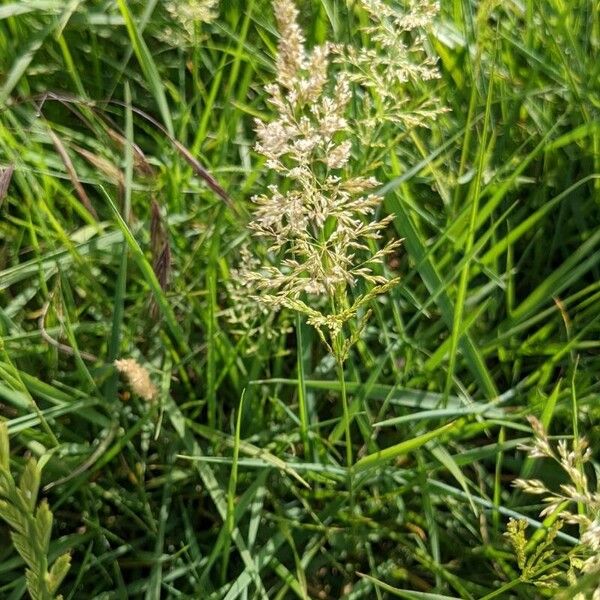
114;359;157;402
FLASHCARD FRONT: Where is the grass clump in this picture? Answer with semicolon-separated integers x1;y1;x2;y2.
0;0;599;598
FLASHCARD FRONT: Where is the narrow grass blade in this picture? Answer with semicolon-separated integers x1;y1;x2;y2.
353;421;458;472
357;573;461;599
385;191;498;399
115;0;173;134
101;186;189;355
0;21;56;104
444;55;495;400
222;391;245;583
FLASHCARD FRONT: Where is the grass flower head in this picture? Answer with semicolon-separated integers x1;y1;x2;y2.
241;0;401;360
334;0;445;128
510;416;600;596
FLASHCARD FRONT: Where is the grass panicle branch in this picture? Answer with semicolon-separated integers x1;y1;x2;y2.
508;416;600;596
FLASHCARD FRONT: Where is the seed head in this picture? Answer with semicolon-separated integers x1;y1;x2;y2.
515;414;600;591
239;0;402;359
114;358;157;402
161;0;219;45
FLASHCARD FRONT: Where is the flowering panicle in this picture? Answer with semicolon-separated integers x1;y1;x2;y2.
334;0;445;128
504;517;564;589
224;245;292;353
514;417;598;525
510;416;600;596
0;423;72;600
161;0;219;45
239;0;401;359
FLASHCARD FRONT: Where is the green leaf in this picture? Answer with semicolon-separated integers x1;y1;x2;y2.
182;420;310;489
46;553;72;595
385;191;498;399
18;458;41;511
0;421;8;471
507;227;600;325
429;445;476;515
0;1;62;19
0;20;56;105
101;187;190;356
115;0;174;135
358;572;461;599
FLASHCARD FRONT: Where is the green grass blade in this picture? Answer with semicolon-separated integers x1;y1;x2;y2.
353;421;458;472
115;0;173;134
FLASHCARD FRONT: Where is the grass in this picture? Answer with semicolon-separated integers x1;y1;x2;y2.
0;0;599;598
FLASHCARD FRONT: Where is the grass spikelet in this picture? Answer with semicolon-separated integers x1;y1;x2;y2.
0;164;14;207
166;0;219;33
149;198;171;319
114;358;158;402
334;0;446;129
161;0;219;45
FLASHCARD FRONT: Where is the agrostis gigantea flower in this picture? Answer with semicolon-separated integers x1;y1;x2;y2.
225;246;293;354
333;0;445;128
240;0;401;361
509;416;600;597
160;0;219;46
165;0;218;32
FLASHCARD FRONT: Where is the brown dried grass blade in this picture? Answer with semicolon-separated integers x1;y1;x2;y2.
47;128;98;219
105;127;155;177
0;165;14;208
8;93;235;211
149;198;171;319
170;137;232;206
71;144;125;188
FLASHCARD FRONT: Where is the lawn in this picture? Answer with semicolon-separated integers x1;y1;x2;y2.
0;0;599;598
